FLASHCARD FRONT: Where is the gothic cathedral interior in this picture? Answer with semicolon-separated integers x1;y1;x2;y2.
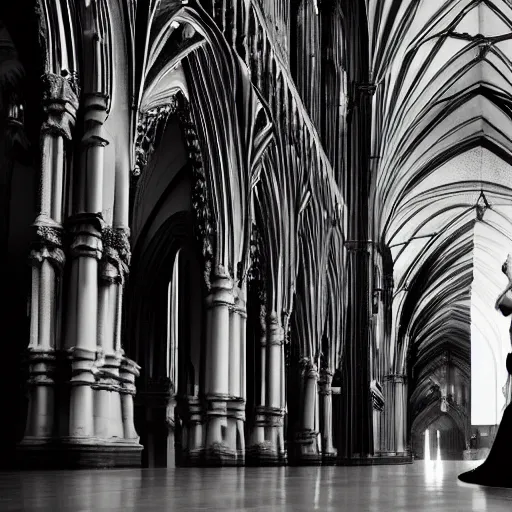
1;0;511;470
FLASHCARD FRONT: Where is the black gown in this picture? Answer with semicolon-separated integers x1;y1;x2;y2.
458;354;512;487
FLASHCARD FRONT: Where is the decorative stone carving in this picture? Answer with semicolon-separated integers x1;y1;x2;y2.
384;374;407;384
41;73;79;139
29;224;66;269
66;213;105;260
35;225;63;247
298;357;319;379
248;223;267;304
100;226;131;283
319;368;334;396
140;92;218;291
133;98;179;177
268;315;284;346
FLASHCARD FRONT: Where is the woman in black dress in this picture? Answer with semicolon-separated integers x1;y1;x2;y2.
458;256;512;487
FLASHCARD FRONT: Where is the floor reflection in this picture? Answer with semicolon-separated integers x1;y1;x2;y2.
1;461;512;511
424;460;444;488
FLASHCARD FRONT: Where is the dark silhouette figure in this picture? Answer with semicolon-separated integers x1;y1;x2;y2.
458;256;512;487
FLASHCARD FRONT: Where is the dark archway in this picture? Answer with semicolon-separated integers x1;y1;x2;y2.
0;4;42;468
125;210;205;468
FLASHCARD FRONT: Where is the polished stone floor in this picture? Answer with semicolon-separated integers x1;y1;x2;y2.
2;461;512;511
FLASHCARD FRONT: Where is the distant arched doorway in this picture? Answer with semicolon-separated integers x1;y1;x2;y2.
125;211;204;468
412;412;466;461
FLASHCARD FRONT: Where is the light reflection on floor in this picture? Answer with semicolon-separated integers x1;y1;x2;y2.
1;461;512;511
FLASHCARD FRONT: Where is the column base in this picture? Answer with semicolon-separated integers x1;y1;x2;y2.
246;441;286;466
16;437;143;469
179;448;245;467
180;448;205;466
290;454;323;466
292;430;322;465
322;451;338;465
203;442;238;466
337;453;413;466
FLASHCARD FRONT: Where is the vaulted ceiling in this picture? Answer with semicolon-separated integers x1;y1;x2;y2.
368;0;512;424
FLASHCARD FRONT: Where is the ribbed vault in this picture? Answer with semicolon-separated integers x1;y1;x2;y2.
369;0;512;431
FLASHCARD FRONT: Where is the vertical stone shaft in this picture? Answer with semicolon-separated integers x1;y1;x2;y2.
319;369;336;457
68;93;109;439
381;374;407;454
303;365;318;432
23;73;78;442
229;300;241;398
266;315;285;456
250;304;268;450
205;272;234;460
268;317;283;409
340;77;375;458
394;375;407;454
227;294;242;457
295;361;320;462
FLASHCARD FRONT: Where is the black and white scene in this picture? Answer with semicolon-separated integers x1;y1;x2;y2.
1;0;512;510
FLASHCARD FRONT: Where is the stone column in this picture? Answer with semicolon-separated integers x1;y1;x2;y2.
295;360;321;463
248;304;271;464
19;74;78;459
319;368;337;463
239;299;247;400
185;396;204;465
204;269;235;464
93;227;131;440
67;214;103;439
119;357;140;441
227;296;241;459
67;92;109;441
338;77;376;460
229;297;242;398
394;375;407;454
380;374;407;456
370;380;384;454
268;315;283;409
238;301;248;461
227;293;247;464
261;314;285;463
22;238;65;443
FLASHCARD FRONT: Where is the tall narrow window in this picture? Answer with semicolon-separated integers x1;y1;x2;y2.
424;429;430;461
166;249;181;392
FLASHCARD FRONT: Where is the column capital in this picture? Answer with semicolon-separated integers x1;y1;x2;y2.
207;273;234;308
268;314;285;346
255;406;285;426
41;73;79;140
100;226;131;283
81;93;110;148
66;213;105;260
384;373;407;384
119;357;141;395
29;223;66;268
299;358;319;379
29;246;66;269
318;368;334;394
69;347;97;386
345;240;374;253
355;82;377;96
